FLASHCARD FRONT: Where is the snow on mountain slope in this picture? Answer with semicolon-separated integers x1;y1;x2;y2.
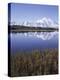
22;17;58;28
36;17;58;28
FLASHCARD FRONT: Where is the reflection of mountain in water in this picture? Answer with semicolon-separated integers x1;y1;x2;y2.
23;31;58;40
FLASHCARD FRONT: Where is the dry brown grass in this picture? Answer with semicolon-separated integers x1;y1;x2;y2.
10;48;58;77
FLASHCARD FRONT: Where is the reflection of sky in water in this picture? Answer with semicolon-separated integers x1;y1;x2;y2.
10;31;58;53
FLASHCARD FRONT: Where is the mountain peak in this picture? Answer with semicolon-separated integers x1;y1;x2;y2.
22;17;58;28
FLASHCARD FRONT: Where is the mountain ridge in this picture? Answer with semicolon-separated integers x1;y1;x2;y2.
22;17;58;28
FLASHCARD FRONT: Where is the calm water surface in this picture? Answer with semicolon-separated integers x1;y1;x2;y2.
9;31;58;54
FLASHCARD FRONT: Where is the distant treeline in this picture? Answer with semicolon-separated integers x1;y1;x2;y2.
8;25;58;33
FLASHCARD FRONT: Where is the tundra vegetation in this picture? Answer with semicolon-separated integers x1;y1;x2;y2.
10;48;58;77
8;25;58;33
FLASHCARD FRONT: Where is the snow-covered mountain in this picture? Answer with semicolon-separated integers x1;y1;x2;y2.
22;17;58;28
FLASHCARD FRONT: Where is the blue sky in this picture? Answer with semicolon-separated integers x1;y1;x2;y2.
9;3;58;24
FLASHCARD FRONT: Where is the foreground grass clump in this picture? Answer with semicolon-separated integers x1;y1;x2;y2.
10;48;58;77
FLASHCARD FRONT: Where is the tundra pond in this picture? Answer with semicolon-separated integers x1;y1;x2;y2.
9;31;58;77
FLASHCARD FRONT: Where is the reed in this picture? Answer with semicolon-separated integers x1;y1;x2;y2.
10;48;58;77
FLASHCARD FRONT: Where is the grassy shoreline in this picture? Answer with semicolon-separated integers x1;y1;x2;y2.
8;25;58;33
11;29;58;33
10;48;58;77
